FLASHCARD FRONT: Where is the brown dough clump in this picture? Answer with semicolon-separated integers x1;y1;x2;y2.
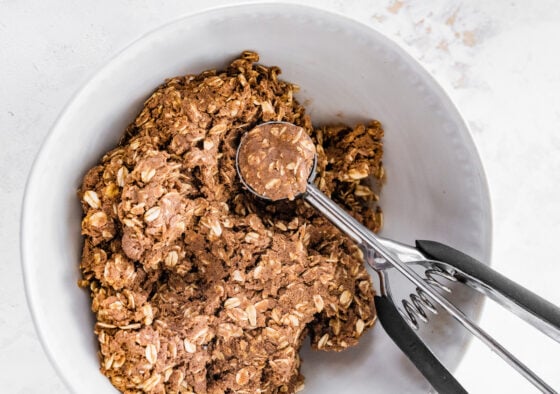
237;122;315;201
78;51;385;394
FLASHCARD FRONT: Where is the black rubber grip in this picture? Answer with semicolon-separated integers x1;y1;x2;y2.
416;240;560;331
374;295;468;394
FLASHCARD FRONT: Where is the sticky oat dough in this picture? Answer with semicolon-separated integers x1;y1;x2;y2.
78;51;384;393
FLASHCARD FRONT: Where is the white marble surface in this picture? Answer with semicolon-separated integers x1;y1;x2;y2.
1;0;559;392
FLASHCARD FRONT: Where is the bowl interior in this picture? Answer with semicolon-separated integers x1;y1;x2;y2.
22;4;491;393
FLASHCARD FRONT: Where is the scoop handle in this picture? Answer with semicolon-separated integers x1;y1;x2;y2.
304;184;554;391
416;240;560;343
374;295;468;394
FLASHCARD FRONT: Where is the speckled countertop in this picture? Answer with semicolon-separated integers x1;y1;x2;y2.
1;1;560;392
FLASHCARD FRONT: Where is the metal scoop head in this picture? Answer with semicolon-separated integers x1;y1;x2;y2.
235;121;317;201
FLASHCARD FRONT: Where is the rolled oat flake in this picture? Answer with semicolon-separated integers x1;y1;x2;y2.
237;122;316;201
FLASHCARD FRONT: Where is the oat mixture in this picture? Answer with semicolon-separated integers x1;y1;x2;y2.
237;122;316;201
78;51;385;394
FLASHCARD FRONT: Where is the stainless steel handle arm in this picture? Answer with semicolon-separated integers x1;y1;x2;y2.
305;183;556;394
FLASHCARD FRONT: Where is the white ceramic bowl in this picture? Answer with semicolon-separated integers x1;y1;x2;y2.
22;3;492;393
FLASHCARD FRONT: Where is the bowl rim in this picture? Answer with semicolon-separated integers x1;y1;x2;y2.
20;2;493;392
